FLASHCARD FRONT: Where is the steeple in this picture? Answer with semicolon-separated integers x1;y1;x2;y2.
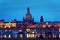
23;7;34;24
27;7;30;14
25;7;32;20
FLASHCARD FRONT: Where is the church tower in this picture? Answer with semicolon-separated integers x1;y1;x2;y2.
40;16;44;22
25;7;32;20
23;7;34;24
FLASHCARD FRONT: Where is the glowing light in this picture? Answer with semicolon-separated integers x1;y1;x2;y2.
53;34;54;38
20;34;23;38
4;35;7;38
42;34;45;38
59;28;60;32
32;31;35;33
27;34;35;38
26;29;30;32
0;35;3;38
48;25;51;28
8;35;11;38
42;25;46;28
19;30;22;32
45;22;48;25
55;35;57;38
59;34;60;38
5;26;6;28
9;26;10;28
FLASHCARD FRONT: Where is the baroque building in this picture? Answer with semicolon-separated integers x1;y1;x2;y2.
23;7;34;24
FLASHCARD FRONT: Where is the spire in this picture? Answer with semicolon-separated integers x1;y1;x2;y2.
27;7;30;14
25;7;32;20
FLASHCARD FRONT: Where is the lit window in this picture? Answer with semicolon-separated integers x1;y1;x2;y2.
19;30;22;32
42;25;46;28
8;35;11;38
20;34;23;38
59;34;60;38
32;31;35;33
26;29;30;32
48;25;51;28
45;22;48;25
27;34;35;38
4;35;7;38
59;28;60;32
9;26;10;28
53;34;54;38
5;26;6;28
55;35;57;38
0;35;3;38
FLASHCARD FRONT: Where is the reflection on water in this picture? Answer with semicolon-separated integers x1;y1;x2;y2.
0;29;60;39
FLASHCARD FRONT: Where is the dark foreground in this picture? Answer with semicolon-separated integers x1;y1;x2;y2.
0;38;60;40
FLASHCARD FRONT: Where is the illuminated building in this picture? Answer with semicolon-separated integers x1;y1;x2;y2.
0;20;4;28
23;7;34;24
0;8;60;39
4;22;16;28
27;33;35;38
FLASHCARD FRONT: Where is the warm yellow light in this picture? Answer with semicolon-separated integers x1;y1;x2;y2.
9;26;10;28
11;23;16;27
26;29;30;32
5;26;6;28
42;25;46;28
0;23;4;28
27;34;35;38
45;22;48;25
57;23;60;27
59;28;60;32
48;25;51;28
20;34;23;38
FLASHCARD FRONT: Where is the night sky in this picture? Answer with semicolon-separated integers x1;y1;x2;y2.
0;0;60;22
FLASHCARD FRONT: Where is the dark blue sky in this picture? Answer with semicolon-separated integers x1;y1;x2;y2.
0;0;60;22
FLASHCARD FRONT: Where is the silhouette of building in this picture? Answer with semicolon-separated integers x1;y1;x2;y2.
40;16;44;22
23;7;34;24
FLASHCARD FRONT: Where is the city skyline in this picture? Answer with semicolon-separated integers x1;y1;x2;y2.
0;0;60;39
0;0;60;22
